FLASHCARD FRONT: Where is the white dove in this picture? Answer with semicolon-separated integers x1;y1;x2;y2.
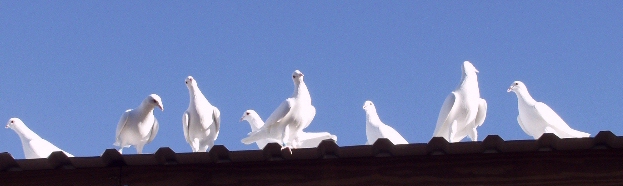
183;76;221;152
508;81;590;139
6;118;74;159
433;61;488;143
241;70;316;149
114;94;163;154
362;101;408;145
241;110;336;149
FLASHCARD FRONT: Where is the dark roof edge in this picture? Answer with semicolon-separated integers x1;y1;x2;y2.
2;131;621;171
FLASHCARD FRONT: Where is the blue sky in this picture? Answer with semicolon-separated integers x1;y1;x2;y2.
1;1;622;158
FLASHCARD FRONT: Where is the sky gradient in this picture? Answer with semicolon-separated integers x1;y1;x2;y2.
1;1;622;158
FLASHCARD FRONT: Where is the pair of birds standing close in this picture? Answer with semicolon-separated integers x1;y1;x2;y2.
113;75;221;154
433;61;589;142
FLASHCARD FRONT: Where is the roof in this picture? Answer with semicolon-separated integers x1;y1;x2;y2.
1;131;623;185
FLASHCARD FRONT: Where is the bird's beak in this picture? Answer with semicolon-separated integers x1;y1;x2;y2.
507;86;513;92
158;104;164;111
5;125;9;129
239;117;244;122
475;69;479;73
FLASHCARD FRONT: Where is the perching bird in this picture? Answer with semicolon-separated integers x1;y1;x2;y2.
6;118;74;159
508;81;590;139
241;110;336;149
240;110;280;149
114;94;163;154
362;101;408;145
183;76;221;152
241;70;316;149
433;61;488;143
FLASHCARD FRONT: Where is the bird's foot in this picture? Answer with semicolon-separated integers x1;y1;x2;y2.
281;146;293;155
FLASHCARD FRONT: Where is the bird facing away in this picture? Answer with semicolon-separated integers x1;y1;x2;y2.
6;118;74;159
433;61;488;143
362;101;408;145
241;110;336;149
183;76;221;152
508;81;590;139
114;94;163;154
241;70;316;149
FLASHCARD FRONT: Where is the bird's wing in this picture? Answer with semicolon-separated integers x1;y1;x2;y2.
433;92;460;139
535;102;590;138
297;132;336;148
29;139;63;159
262;98;294;129
379;125;408;145
212;106;221;139
147;118;159;144
242;99;293;144
517;115;534;139
182;111;191;143
475;98;487;127
114;109;131;146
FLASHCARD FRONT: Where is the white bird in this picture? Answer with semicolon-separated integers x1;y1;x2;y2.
183;76;221;152
362;101;408;145
508;81;590;139
114;94;163;154
240;110;336;149
433;61;488;143
241;70;316;149
6;118;74;159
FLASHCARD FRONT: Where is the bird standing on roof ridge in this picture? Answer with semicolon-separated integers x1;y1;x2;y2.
241;110;336;149
433;61;488;143
363;100;408;145
6;118;74;159
508;81;590;139
183;76;221;152
114;94;163;154
241;70;316;151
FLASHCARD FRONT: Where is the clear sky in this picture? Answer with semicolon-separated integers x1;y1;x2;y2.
1;1;622;158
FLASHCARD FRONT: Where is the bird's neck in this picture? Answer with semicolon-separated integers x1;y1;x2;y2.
188;86;205;100
457;73;480;96
247;117;265;131
293;82;311;102
366;110;382;127
137;102;156;117
11;123;41;141
514;88;537;106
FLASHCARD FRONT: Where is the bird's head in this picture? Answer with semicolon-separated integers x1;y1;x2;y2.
147;94;164;111
292;70;304;84
507;81;525;93
185;76;198;88
240;110;258;122
362;100;376;111
5;118;22;129
462;61;479;74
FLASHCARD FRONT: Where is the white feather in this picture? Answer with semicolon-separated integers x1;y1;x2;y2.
363;101;408;145
241;70;316;149
433;61;487;143
6;118;74;159
183;76;220;152
508;81;590;139
114;94;163;154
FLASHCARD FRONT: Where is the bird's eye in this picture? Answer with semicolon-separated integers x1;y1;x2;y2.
292;75;296;78
185;81;188;84
515;83;519;85
246;112;250;115
10;120;14;124
152;100;158;103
